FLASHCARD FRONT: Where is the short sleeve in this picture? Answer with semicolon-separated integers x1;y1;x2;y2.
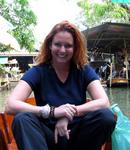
83;64;99;86
21;66;41;90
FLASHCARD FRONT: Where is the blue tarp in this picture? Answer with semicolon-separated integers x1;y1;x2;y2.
0;57;8;64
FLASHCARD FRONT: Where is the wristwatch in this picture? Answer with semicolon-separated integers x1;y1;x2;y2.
39;104;50;118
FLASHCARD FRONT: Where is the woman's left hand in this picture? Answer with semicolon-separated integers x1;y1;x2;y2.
54;117;70;144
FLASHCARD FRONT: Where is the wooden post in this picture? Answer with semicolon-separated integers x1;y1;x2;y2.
109;63;113;87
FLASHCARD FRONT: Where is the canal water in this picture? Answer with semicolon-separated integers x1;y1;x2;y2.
106;87;130;118
0;89;12;112
0;86;130;118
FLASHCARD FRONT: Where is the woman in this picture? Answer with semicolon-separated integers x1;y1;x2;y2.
6;21;116;150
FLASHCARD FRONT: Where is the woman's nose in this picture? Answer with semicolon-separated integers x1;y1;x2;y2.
60;45;66;52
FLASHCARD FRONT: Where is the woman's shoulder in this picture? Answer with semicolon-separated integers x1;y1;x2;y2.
21;63;49;78
72;63;94;74
33;62;50;71
82;63;99;79
81;64;94;72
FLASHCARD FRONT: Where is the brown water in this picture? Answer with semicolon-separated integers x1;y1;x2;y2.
0;86;130;118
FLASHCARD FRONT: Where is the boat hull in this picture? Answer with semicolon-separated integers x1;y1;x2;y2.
107;78;129;87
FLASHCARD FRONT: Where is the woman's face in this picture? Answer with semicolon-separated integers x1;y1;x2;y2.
50;31;74;65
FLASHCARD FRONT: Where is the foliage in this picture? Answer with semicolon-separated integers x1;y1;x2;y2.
78;0;130;28
0;64;6;74
0;43;12;52
0;0;37;52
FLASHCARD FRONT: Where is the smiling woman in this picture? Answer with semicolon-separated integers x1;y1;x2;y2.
5;20;116;150
50;31;74;66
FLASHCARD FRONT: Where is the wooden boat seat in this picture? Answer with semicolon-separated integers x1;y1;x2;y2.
0;97;36;150
0;128;8;150
0;97;114;150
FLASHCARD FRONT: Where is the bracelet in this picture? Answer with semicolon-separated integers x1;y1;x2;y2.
49;106;55;118
39;104;50;119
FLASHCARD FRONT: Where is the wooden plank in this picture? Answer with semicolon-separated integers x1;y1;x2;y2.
0;97;36;150
0;128;8;150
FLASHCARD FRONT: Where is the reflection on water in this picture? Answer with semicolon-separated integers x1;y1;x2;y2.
0;87;130;118
106;87;130;118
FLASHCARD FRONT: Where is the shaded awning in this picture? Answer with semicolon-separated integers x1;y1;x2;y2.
0;15;13;31
83;22;130;54
0;31;20;50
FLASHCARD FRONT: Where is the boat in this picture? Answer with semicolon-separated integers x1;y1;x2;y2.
83;22;130;87
107;78;129;87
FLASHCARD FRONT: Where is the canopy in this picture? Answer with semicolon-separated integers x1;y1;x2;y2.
0;15;13;31
0;31;20;50
83;22;130;54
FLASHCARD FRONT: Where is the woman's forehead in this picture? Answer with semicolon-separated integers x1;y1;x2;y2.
53;31;74;42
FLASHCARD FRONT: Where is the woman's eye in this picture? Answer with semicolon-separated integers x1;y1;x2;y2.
64;44;73;49
53;42;73;49
54;43;61;47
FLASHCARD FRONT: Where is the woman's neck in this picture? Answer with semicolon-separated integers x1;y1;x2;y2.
51;61;70;72
51;61;71;83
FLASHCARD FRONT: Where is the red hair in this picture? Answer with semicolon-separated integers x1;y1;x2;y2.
35;20;88;68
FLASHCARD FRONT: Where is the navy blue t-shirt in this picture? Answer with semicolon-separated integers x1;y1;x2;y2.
21;63;99;107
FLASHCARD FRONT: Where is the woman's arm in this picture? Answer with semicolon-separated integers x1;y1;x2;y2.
5;80;77;120
76;80;110;116
5;80;40;115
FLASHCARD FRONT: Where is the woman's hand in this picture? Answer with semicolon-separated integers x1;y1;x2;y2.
54;104;77;121
54;117;70;144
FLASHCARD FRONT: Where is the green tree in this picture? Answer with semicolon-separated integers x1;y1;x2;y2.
0;0;37;52
78;0;130;28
